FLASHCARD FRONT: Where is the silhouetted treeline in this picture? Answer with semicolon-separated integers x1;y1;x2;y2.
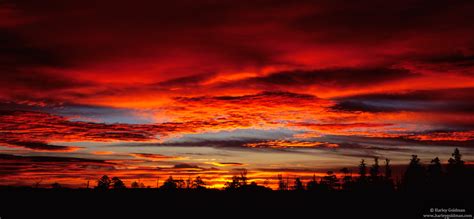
1;148;471;219
400;148;473;193
8;148;472;194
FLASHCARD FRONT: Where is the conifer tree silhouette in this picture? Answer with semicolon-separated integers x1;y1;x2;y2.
293;178;304;191
403;155;426;192
370;157;380;183
306;174;319;191
384;159;392;180
427;157;443;188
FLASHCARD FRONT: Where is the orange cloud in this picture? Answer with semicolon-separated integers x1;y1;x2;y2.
129;153;184;161
244;140;338;149
406;131;474;142
205;162;245;167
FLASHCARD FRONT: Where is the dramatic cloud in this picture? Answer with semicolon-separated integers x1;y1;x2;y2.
333;88;474;113
1;0;474;187
206;162;245;167
0;140;80;152
1;0;474;104
169;91;333;129
216;67;416;90
244;140;338;148
129;153;183;161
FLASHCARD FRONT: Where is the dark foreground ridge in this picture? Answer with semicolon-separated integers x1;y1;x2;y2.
0;148;473;218
0;188;472;218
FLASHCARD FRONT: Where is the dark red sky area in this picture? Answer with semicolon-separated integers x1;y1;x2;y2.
0;0;473;188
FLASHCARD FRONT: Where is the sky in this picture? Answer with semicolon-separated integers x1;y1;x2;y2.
1;0;474;189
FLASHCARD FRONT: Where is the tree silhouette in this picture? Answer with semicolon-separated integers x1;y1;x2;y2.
384;159;392;180
352;159;370;191
175;178;185;189
340;168;353;191
130;181;145;188
427;157;443;189
96;175;111;190
51;182;62;189
224;176;242;190
380;158;395;192
402;155;426;192
450;148;464;165
160;176;178;190
185;176;192;189
33;178;44;188
446;148;469;192
240;169;248;186
359;159;367;179
447;148;465;177
223;169;270;191
277;174;287;191
192;176;206;189
340;168;351;178
8;150;472;194
321;171;338;190
293;178;304;191
306;174;319;191
370;157;380;183
224;169;250;190
112;177;126;189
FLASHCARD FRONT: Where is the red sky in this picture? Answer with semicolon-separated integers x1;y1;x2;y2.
1;0;474;188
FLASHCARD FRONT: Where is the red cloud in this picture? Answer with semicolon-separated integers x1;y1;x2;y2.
406;130;474;142
1;0;473;108
1;0;474;188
